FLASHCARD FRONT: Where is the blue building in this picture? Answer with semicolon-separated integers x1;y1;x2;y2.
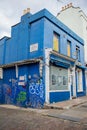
0;9;86;108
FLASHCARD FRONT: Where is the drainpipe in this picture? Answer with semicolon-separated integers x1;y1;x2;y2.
15;65;18;78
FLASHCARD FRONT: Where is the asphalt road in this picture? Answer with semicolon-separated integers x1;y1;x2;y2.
0;104;87;130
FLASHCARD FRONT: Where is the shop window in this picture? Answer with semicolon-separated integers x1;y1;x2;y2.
67;40;71;57
76;46;80;61
50;66;68;91
53;32;60;52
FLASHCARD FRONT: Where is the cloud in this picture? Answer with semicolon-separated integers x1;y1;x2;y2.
0;0;87;38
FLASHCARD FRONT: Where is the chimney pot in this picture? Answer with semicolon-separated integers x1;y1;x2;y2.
27;8;30;13
69;3;72;7
23;10;26;15
65;5;67;9
62;7;65;11
67;4;70;8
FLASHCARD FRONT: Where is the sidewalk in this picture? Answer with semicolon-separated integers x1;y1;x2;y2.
0;96;87;110
44;96;87;110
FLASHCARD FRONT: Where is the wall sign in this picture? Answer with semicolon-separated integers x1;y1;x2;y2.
30;43;38;52
19;76;25;81
18;82;25;86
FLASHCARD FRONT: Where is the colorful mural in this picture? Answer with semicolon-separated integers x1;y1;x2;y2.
16;91;26;102
2;78;27;106
1;74;44;108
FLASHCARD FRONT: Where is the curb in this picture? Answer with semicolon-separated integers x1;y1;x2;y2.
44;100;87;110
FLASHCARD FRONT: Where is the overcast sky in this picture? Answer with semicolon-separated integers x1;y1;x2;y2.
0;0;87;39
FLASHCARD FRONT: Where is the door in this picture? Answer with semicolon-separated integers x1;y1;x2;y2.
70;74;74;97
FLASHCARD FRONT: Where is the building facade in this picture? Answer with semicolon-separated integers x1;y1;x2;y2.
57;3;87;96
0;9;86;108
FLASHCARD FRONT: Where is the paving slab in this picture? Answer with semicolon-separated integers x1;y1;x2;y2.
47;109;86;122
48;113;81;122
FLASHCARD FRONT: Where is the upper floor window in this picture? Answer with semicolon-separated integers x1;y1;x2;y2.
67;40;71;57
76;46;80;61
53;32;60;52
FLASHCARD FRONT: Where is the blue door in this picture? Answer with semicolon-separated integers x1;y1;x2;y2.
3;67;17;104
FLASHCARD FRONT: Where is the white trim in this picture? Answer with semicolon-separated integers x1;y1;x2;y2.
49;90;69;92
68;68;72;99
72;66;76;97
85;70;87;95
0;68;3;79
15;65;18;78
45;48;52;104
77;68;83;92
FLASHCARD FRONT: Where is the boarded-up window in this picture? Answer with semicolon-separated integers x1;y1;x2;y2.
53;32;60;52
67;40;71;57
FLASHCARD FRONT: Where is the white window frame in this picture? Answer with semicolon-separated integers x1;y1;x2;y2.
77;69;83;92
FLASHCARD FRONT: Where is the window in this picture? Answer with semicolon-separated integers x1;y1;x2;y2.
53;32;60;52
67;40;71;57
77;69;83;92
50;66;68;91
76;46;80;61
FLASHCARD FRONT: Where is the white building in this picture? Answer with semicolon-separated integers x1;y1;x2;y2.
57;3;87;63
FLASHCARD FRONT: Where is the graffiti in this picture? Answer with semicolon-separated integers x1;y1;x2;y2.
28;78;44;108
16;91;26;102
29;83;40;95
1;74;44;108
7;88;11;94
2;78;18;104
28;95;43;108
29;79;44;99
12;79;18;87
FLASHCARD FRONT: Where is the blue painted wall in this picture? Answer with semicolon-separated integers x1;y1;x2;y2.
0;80;3;104
29;19;44;59
0;9;84;66
43;18;85;66
50;91;70;103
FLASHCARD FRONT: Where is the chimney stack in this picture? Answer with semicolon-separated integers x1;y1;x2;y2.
61;3;73;11
23;8;30;15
